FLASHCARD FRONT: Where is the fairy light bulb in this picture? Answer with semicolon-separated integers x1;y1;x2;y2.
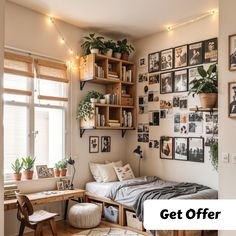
75;55;79;60
60;37;65;44
167;26;173;32
69;49;74;55
211;9;216;15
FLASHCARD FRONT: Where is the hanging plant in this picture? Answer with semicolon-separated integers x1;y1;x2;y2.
77;100;94;120
209;142;218;171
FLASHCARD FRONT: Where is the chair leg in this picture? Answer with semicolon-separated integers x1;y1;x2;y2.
35;223;42;236
18;222;25;236
49;219;57;236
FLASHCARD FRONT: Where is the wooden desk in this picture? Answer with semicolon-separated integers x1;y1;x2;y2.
4;189;85;212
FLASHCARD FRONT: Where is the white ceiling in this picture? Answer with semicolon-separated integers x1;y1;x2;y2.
9;0;218;40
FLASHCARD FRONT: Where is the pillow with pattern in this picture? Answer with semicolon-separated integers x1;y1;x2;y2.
114;164;135;181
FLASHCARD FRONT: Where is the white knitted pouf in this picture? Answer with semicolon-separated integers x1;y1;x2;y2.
68;203;101;229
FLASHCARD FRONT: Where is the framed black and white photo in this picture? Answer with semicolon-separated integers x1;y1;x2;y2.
148;91;159;102
204;38;218;63
138;73;148;83
188;137;204;163
173;69;188;93
228;82;236;117
61;178;71;190
139;57;146;67
36;165;49;178
149;140;159;149
188;67;201;90
160;48;173;70
148;52;160;73
89;136;99;153
229;34;236;71
174;45;188;68
174;137;188;161
188;41;203;66
101;136;111;152
179;96;188;110
160;72;173;94
57;181;64;191
149;73;159;85
160;136;173;159
149;111;160;126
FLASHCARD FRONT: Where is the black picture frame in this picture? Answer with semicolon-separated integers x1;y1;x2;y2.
160;72;173;94
101;136;111;152
173;69;188;93
174;137;188;161
188;137;204;163
228;81;236;117
148;52;160;73
160;136;173;160
228;34;236;71
188;41;203;66
89;136;99;153
160;48;173;71
174;45;188;68
204;38;218;63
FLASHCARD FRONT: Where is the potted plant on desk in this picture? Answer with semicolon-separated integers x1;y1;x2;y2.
54;162;61;177
60;159;67;177
22;156;35;180
11;158;23;181
81;33;104;55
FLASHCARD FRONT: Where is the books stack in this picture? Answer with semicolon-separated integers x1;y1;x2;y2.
95;107;106;126
108;71;119;80
95;64;105;78
104;94;120;105
108;119;120;127
4;184;19;200
122;66;132;82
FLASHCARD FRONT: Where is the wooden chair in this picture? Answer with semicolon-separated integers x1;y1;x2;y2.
16;193;58;236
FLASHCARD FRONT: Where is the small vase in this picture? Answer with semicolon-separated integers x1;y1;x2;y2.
23;170;34;180
121;53;129;61
60;168;67;176
105;49;113;57
13;173;22;181
100;99;106;104
113;52;121;59
90;48;99;54
199;93;217;108
54;169;60;177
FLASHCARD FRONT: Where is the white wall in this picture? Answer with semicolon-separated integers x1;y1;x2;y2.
218;0;236;235
126;15;219;189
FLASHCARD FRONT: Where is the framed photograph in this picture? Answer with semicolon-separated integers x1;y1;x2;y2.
139;57;146;67
36;165;49;178
47;168;54;178
188;67;201;90
89;136;99;153
160;72;173;94
149;140;159;149
174;45;188;68
61;178;71;190
160;136;173;159
149;73;159;85
188;137;204;163
188;41;203;66
173;69;188;93
101;136;111;152
149;111;160;126
174;137;188;161
148;52;160;73
204;38;218;63
228;82;236;117
160;48;173;70
57;181;64;191
229;34;236;71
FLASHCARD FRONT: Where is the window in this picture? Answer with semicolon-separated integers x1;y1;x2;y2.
3;52;68;179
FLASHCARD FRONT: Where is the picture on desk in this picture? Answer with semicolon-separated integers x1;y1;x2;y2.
36;165;54;178
57;178;71;190
57;181;64;191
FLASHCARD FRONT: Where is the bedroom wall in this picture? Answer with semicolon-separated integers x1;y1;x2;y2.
126;14;219;189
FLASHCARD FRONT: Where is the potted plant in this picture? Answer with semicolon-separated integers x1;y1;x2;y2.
113;43;122;59
59;159;67;176
99;94;106;104
210;142;218;171
85;90;103;103
22;156;35;180
188;64;218;108
11;158;23;181
116;39;135;61
81;33;104;55
54;162;61;177
102;40;116;57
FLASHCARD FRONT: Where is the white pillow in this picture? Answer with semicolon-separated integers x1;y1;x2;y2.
114;164;135;181
89;162;104;182
97;163;118;182
105;160;123;167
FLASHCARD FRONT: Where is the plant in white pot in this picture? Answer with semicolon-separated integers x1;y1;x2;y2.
188;64;218;108
85;90;103;103
102;40;116;57
81;33;104;55
77;100;95;128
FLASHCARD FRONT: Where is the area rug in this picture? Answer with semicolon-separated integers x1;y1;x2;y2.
73;227;144;236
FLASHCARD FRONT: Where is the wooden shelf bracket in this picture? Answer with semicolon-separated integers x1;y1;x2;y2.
121;129;127;138
80;128;85;138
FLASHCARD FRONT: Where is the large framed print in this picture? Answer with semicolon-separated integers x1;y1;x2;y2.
160;136;173;159
228;82;236;117
148;52;160;73
229;34;236;71
204;38;218;63
174;137;188;161
174;45;188;68
173;69;188;93
160;72;173;94
188;41;203;66
188;137;204;163
160;48;173;71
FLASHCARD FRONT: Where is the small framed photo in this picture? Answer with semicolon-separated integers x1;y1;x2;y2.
228;82;236;117
149;73;159;85
47;168;54;178
174;138;188;161
61;178;71;190
57;181;64;191
139;57;146;67
101;136;111;152
148;52;160;73
204;38;218;63
160;48;173;70
229;34;236;71
174;45;188;68
36;165;49;178
89;136;99;153
188;41;203;66
160;136;173;159
160;72;173;94
188;137;204;163
173;69;188;93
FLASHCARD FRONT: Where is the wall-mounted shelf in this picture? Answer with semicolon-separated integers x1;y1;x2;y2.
190;107;218;115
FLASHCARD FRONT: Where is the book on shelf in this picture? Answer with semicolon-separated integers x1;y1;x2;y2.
121;94;131;98
4;184;19;200
108;119;119;123
95;107;106;126
108;122;121;127
122;66;132;82
104;93;120;105
95;64;105;78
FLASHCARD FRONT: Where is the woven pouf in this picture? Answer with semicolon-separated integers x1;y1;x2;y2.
68;203;101;229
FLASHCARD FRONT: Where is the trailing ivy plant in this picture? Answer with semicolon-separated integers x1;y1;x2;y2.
188;64;218;97
77;100;94;120
210;142;218;171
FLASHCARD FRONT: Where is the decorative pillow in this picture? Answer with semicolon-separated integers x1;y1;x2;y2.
105;160;123;167
97;163;118;182
114;164;135;181
89;162;104;182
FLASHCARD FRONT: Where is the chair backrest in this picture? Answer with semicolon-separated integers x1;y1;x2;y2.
16;193;34;222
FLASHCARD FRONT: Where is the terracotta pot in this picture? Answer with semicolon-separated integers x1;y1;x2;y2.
113;52;121;59
23;170;34;180
121;53;129;61
13;173;22;181
105;49;113;57
60;168;67;176
199;93;217;108
54;169;61;177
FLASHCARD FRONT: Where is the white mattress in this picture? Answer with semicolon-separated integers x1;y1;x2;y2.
85;181;117;197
